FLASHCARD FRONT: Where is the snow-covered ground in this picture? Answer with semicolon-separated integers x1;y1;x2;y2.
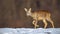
0;28;60;34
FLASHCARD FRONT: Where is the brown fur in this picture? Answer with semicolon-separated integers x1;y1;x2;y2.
24;8;54;29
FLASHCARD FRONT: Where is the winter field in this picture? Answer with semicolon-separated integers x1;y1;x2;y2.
0;28;60;34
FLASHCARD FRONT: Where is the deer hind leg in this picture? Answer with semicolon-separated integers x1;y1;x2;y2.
32;20;39;29
43;19;48;29
47;18;54;28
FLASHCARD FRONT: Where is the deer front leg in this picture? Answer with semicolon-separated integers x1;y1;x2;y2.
32;20;35;25
32;20;39;29
34;20;37;29
43;19;48;29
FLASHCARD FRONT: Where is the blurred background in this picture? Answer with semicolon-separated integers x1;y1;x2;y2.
0;0;60;28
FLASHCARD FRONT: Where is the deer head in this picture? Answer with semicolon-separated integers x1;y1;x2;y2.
24;8;32;16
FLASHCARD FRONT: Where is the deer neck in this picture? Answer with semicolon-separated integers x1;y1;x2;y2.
29;12;32;17
30;13;35;18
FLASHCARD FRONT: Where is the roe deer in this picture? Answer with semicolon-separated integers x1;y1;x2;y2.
24;8;54;29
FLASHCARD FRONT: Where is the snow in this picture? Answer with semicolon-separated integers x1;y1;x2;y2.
0;28;60;34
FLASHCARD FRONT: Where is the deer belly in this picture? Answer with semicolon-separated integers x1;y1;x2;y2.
38;17;45;20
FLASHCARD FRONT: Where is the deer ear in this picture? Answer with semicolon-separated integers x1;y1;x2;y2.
24;8;27;12
29;8;31;11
